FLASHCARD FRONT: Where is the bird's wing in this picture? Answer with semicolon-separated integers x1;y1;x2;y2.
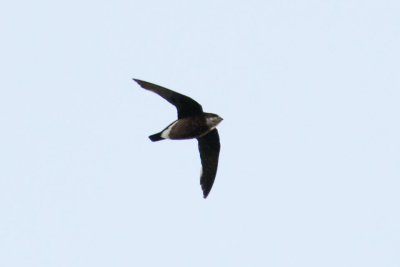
197;129;220;198
133;79;203;119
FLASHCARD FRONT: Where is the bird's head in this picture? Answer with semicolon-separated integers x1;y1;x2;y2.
205;113;223;128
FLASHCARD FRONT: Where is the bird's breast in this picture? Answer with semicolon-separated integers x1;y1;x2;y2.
163;117;210;140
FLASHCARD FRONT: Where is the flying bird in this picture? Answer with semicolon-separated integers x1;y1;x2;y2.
133;79;223;198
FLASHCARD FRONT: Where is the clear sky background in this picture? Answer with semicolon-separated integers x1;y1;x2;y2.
1;1;399;266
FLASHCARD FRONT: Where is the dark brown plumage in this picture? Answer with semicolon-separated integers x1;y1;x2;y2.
133;79;223;198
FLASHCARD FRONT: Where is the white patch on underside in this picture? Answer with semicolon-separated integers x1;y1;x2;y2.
161;121;178;139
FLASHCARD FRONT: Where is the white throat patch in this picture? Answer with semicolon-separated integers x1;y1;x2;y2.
206;117;221;129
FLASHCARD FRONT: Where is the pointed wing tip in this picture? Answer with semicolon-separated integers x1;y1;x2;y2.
201;184;211;199
132;78;150;90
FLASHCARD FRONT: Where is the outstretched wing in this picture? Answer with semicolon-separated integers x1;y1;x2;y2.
133;79;203;119
197;129;220;198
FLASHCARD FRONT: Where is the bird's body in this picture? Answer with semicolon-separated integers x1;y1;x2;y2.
151;113;221;141
133;79;223;198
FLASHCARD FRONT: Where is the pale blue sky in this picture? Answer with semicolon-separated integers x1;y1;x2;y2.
1;1;399;266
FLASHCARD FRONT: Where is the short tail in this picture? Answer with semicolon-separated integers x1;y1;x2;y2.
149;132;165;142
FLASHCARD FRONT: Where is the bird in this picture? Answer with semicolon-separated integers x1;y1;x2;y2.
133;78;223;198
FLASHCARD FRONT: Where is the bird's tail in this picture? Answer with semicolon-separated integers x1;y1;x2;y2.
149;132;165;142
